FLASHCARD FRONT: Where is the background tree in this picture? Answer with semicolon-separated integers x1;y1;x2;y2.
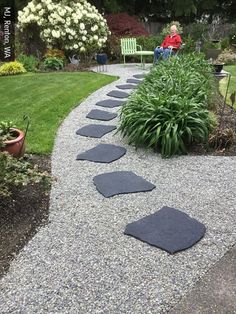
90;0;236;22
1;0;235;24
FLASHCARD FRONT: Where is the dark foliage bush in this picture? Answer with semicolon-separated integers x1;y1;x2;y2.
119;53;215;157
104;35;121;60
105;13;149;37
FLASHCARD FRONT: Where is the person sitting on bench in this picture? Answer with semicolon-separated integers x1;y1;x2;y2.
154;25;182;63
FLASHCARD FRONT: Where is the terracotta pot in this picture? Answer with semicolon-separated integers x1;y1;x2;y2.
1;128;25;157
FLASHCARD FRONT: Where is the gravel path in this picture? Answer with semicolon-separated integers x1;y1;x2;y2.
0;64;236;313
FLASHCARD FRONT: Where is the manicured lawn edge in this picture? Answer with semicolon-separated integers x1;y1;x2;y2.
219;65;236;108
0;72;117;154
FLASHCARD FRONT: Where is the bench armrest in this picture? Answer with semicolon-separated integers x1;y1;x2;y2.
136;44;142;51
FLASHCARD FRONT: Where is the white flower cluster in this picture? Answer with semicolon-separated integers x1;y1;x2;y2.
17;0;110;52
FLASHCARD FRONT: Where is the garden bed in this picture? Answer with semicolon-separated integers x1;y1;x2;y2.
190;94;236;156
1;62;235;280
0;154;51;279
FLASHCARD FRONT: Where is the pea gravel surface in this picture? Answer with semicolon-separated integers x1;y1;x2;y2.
0;64;236;314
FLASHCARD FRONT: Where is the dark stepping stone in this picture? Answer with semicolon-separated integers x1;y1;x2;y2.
127;78;142;84
76;124;116;138
107;90;130;99
124;206;206;254
133;74;145;79
116;84;137;90
93;171;155;198
96;99;125;108
76;144;126;163
86;109;117;121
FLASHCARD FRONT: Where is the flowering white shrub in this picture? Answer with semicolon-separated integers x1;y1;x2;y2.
17;0;110;52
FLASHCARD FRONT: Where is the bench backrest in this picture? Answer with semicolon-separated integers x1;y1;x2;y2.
121;38;137;55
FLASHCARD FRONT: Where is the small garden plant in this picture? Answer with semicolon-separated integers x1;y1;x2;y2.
0;61;26;76
0;152;50;197
17;54;38;72
0;121;15;147
119;53;216;157
43;57;64;71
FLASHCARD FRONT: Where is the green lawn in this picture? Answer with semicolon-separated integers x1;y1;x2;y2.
0;72;117;154
219;64;236;107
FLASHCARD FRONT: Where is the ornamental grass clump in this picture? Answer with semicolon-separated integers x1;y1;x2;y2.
119;53;215;157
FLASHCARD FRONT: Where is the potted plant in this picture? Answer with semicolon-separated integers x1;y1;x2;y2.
210;54;225;73
205;40;222;60
0;121;25;157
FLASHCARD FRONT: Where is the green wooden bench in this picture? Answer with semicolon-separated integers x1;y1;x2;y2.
120;38;154;68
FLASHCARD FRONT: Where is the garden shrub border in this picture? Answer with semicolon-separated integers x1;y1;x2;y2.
119;53;216;157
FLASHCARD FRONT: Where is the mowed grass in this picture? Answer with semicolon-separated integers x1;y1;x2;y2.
0;72;117;154
219;64;236;107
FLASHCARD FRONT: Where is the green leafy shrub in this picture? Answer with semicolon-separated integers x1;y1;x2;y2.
0;61;26;76
137;35;163;51
119;54;215;157
183;23;209;42
43;57;64;71
0;121;15;148
136;35;163;62
221;37;231;50
161;21;183;37
181;35;195;53
0;152;51;197
17;54;38;72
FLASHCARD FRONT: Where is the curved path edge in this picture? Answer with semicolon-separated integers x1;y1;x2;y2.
0;64;235;314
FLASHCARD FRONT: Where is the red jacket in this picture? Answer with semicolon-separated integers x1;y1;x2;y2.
161;34;182;50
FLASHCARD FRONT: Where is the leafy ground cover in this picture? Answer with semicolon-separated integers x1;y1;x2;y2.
0;72;116;154
0;154;50;278
219;64;236;107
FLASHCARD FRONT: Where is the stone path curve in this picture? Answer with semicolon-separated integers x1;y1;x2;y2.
0;64;236;313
